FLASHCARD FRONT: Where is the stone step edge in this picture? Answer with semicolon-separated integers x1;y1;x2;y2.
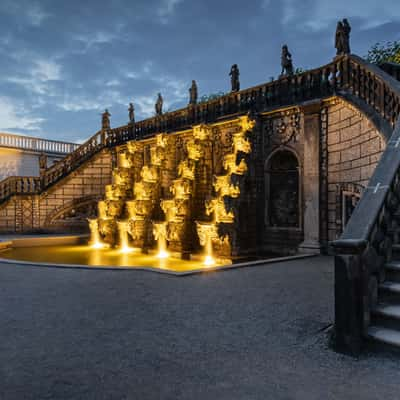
372;304;400;319
367;326;400;348
379;281;400;293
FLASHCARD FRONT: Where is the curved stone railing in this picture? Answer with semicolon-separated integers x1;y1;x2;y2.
0;132;79;154
1;54;399;207
331;59;400;354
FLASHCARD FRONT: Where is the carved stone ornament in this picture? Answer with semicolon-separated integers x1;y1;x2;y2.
266;111;301;145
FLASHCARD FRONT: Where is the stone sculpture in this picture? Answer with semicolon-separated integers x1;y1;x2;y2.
101;109;111;130
155;93;163;116
335;18;351;56
229;64;240;92
281;45;294;76
128;103;135;123
189;80;198;104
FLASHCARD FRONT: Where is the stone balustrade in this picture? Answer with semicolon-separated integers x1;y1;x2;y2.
0;132;79;154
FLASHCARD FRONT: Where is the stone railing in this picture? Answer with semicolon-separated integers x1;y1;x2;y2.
331;60;400;354
0;176;41;203
1;54;400;208
0;132;79;154
379;62;400;82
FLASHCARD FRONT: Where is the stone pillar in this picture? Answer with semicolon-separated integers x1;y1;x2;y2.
299;103;321;253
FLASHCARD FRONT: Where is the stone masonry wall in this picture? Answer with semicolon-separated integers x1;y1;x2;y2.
0;149;113;233
326;100;386;241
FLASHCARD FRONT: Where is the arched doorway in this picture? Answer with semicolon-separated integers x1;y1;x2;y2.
265;150;300;228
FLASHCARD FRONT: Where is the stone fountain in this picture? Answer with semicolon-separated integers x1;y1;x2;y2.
88;115;255;265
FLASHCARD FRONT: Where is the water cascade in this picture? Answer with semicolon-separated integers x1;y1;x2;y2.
87;115;255;265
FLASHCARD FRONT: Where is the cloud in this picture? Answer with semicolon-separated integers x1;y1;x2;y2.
25;3;51;26
6;59;62;95
157;0;183;23
281;0;400;31
0;1;51;27
0;96;45;131
72;31;118;51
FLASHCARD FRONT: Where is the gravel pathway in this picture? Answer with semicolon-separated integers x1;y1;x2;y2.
1;256;400;400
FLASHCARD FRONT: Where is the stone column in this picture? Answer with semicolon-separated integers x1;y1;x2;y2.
299;102;321;253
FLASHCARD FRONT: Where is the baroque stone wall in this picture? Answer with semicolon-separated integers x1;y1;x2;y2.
0;97;389;258
0;150;112;233
326;100;386;241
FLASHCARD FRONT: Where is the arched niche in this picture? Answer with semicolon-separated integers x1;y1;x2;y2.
265;149;300;228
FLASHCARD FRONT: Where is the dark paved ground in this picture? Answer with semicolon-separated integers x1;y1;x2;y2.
1;256;400;400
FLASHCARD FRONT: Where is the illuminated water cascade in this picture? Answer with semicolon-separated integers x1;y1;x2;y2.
117;220;132;253
196;222;218;266
84;116;255;270
88;218;105;249
153;221;169;259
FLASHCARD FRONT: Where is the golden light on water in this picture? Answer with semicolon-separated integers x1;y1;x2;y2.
204;255;216;266
91;242;106;249
156;250;169;259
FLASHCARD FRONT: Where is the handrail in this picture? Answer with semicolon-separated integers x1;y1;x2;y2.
0;176;41;203
330;57;400;355
1;54;400;211
0;132;79;154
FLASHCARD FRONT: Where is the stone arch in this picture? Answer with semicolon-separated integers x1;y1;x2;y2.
44;195;100;231
264;148;301;229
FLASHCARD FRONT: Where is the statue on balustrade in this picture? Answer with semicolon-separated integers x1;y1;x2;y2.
128;102;135;123
155;93;163;116
39;153;47;171
189;80;198;105
229;64;240;92
335;18;351;56
280;45;294;76
101;109;111;130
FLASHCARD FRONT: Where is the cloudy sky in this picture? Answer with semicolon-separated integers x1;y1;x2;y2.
0;0;399;143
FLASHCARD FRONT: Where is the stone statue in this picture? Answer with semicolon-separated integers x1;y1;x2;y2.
335;18;351;56
229;64;240;92
155;93;163;116
281;45;294;76
189;80;198;105
101;109;111;130
39;153;47;170
128;102;135;123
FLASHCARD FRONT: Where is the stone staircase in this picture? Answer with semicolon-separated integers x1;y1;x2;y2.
368;245;400;348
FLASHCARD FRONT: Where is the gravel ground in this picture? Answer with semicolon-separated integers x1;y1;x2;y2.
1;256;400;400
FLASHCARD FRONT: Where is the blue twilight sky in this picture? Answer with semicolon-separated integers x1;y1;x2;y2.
0;0;399;143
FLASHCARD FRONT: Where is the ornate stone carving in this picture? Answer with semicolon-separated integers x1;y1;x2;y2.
193;124;212;141
214;175;240;198
141;166;158;183
223;154;248;175
170;178;192;200
206;198;235;223
266;111;301;145
232;132;252;154
177;160;195;181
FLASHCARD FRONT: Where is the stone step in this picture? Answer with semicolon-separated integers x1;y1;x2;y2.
372;303;400;319
371;303;400;330
367;326;400;348
380;281;400;293
379;281;400;303
385;261;400;281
